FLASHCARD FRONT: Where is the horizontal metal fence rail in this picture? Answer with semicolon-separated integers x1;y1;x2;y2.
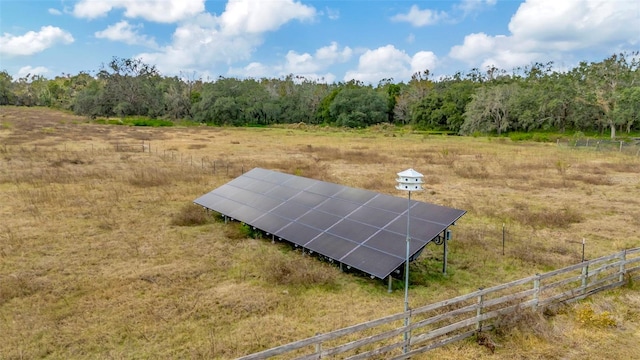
237;247;640;360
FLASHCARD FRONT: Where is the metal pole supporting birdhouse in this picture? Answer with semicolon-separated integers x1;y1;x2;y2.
396;168;424;353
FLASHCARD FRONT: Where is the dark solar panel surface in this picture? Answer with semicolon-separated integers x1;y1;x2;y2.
194;168;466;279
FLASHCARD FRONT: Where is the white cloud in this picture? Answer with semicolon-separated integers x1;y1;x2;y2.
391;5;447;27
137;1;318;76
450;32;499;61
95;21;158;48
450;33;541;70
219;0;315;35
225;42;349;83
315;42;352;63
281;42;352;74
455;0;497;15
284;52;316;73
325;7;340;21
509;0;639;50
0;26;74;56
228;62;336;83
411;51;438;74
228;62;271;78
137;12;261;73
449;0;639;71
48;8;62;15
73;0;205;23
72;1;116;19
16;66;50;79
391;0;496;27
344;45;438;83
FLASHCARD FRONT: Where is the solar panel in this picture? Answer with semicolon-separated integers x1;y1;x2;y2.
194;168;466;279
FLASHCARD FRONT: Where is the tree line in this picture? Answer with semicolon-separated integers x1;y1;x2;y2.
1;53;638;138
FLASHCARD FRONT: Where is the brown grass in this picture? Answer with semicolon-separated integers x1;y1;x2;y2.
1;106;639;359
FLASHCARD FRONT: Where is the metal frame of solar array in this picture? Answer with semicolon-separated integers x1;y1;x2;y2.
194;168;466;280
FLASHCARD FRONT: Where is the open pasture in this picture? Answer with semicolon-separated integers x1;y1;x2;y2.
1;106;639;359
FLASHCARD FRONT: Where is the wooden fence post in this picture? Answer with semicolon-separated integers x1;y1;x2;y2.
405;308;412;353
533;274;540;310
581;264;589;295
476;290;484;331
620;250;627;283
315;333;322;357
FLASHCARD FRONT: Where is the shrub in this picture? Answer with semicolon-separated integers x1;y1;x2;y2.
493;306;548;337
575;304;617;328
171;204;213;226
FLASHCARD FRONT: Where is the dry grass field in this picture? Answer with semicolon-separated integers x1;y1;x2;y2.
1;106;639;359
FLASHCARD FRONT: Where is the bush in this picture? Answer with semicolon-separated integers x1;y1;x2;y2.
575;304;617;328
509;132;556;142
171;204;213;226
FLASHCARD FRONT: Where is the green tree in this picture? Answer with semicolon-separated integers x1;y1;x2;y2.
376;78;402;123
0;71;15;105
461;83;519;135
73;79;105;118
613;86;640;133
394;70;434;126
97;57;163;118
574;53;639;138
411;79;476;132
329;87;387;128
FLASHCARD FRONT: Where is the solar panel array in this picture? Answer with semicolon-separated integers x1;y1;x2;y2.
194;168;466;279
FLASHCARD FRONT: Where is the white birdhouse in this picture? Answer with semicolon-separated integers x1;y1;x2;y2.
396;168;424;192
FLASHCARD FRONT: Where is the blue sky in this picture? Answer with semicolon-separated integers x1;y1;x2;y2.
1;0;638;83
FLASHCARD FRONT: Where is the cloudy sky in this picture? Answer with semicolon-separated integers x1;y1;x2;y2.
1;0;638;83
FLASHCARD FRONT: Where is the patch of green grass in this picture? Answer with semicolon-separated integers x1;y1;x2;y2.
509;132;559;142
94;118;124;125
125;117;173;127
94;117;173;127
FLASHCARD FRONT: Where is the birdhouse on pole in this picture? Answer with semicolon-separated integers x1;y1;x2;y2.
396;168;424;192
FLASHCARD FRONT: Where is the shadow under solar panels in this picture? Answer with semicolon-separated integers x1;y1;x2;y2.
194;168;466;280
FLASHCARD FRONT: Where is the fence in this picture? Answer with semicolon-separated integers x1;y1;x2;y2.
238;247;640;359
111;140;253;177
557;138;640;156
